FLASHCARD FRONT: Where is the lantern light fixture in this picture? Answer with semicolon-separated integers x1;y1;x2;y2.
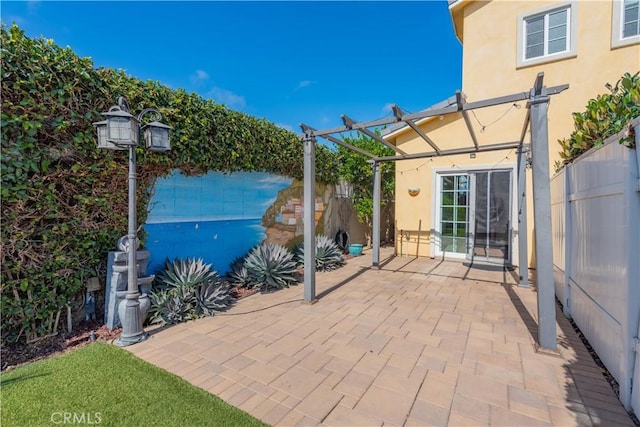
143;121;172;152
93;96;171;346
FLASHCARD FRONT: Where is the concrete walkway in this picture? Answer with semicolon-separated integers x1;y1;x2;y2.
128;249;636;426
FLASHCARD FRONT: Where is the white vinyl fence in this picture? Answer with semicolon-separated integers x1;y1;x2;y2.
551;117;640;412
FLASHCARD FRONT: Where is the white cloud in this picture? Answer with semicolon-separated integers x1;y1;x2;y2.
190;69;209;84
275;122;294;132
207;87;246;109
381;103;395;115
5;15;27;26
295;80;316;91
27;0;41;13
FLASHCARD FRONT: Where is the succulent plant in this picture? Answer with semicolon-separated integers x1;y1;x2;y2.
149;257;232;325
155;257;219;290
195;281;233;316
227;256;253;288
244;242;298;291
149;288;197;325
297;235;345;272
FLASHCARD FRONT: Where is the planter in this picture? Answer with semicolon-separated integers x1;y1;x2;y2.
348;244;363;256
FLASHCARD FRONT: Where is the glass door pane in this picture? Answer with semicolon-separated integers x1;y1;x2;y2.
489;171;511;259
470;170;511;262
439;174;469;254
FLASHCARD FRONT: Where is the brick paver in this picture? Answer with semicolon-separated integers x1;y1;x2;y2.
128;249;636;426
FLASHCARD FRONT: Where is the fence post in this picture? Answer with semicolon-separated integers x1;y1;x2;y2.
563;166;572;318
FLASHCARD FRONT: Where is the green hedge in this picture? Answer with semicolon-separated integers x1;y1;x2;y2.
0;24;339;344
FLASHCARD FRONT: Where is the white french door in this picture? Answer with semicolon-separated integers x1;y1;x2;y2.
435;170;512;264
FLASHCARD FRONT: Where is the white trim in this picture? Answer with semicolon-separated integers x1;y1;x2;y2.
433;171;469;259
516;1;578;69
612;0;640;49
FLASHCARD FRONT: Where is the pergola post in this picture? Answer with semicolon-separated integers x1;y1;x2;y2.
528;74;557;351
302;130;316;303
517;145;529;288
372;160;381;268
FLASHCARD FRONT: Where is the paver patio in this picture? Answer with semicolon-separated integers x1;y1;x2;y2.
128;248;636;426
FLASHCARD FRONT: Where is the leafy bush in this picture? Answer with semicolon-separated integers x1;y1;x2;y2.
336;132;395;245
557;72;640;170
244;243;298;292
297;235;345;272
1;24;340;344
149;258;231;325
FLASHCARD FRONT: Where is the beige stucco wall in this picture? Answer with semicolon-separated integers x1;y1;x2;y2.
391;0;639;264
460;0;639;170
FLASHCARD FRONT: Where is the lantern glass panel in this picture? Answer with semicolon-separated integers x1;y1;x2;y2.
95;121;127;150
96;122;108;148
145;126;170;152
107;116;138;145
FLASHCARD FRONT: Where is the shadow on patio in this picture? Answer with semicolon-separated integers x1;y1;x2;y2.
127;248;636;426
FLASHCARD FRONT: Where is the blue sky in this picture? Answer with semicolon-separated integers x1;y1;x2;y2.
2;1;463;134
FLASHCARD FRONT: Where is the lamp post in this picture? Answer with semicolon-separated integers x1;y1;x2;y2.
94;97;171;346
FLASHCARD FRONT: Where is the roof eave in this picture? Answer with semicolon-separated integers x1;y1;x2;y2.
448;0;469;43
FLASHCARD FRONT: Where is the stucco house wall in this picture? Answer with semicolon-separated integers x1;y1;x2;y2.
388;0;639;265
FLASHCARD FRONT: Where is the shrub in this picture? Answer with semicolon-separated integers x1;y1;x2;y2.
149;258;231;325
244;243;298;292
557;72;640;170
297;235;345;272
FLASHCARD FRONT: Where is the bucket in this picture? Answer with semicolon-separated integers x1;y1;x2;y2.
348;244;363;256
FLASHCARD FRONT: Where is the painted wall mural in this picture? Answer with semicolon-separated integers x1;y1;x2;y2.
144;170;327;275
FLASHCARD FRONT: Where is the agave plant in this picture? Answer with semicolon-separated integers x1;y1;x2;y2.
149;257;232;325
297;235;345;272
244;242;298;291
155;257;219;290
227;256;253;288
195;281;233;317
149;288;197;325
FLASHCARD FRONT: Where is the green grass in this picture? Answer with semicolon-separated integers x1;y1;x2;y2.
1;342;266;427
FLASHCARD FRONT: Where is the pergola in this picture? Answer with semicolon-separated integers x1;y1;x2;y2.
298;72;568;351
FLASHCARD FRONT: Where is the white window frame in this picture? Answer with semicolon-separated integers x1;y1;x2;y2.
516;1;578;68
612;0;640;48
